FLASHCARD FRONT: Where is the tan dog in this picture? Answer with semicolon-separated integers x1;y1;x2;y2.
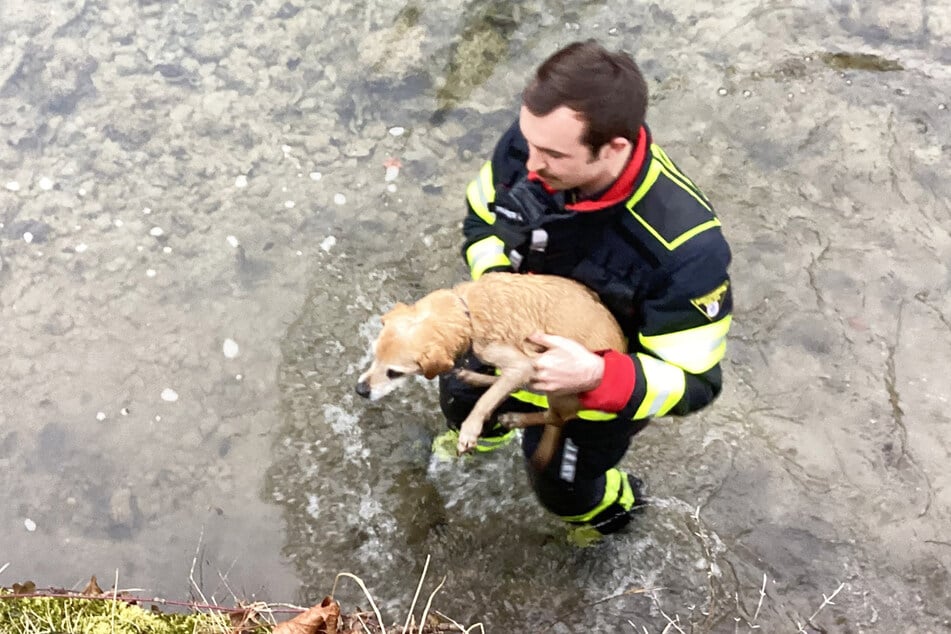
355;273;626;466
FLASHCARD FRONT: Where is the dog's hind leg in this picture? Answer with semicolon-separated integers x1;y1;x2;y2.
498;411;548;428
530;396;582;470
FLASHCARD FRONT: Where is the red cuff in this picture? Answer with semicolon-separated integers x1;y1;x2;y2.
578;350;636;413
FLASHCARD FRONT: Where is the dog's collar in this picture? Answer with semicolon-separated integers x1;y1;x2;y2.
455;293;471;321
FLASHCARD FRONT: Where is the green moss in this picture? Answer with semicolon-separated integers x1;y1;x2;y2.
820;52;904;72
435;1;520;110
0;592;270;634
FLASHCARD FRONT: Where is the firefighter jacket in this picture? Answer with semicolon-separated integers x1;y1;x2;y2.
461;121;733;420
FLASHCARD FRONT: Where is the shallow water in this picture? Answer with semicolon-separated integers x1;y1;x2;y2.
2;0;950;631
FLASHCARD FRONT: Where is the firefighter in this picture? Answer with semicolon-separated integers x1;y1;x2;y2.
437;39;733;536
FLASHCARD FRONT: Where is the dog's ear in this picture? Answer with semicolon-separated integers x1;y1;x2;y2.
418;344;454;380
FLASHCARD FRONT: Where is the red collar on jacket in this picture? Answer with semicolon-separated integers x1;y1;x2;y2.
527;126;648;212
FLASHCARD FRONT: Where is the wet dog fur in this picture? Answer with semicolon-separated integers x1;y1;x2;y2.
355;273;626;466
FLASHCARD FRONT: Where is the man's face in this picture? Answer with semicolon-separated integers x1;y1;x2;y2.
518;105;607;192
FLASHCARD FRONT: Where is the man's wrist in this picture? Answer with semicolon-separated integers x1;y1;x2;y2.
578;351;636;412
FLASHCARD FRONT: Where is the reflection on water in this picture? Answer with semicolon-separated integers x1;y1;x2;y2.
2;0;950;631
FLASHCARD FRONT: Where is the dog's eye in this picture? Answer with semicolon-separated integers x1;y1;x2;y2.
386;369;405;379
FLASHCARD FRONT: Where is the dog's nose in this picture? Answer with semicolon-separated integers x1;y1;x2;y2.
355;381;371;399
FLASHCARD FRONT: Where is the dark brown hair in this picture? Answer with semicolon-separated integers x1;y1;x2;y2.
522;40;648;154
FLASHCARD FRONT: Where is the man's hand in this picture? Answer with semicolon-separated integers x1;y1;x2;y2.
527;332;604;395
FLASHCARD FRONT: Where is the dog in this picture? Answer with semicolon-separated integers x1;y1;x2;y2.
355;272;626;467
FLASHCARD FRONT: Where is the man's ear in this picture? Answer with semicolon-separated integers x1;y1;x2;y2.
603;136;631;160
418;345;454;380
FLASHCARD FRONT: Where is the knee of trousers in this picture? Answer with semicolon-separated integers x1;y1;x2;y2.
527;465;634;531
524;456;606;518
439;371;544;428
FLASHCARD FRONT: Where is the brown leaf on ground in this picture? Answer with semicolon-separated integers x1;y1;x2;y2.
273;597;340;634
11;581;36;594
81;575;104;595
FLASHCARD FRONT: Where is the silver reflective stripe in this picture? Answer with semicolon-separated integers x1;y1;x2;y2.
560;438;578;482
508;250;523;271
530;228;548;252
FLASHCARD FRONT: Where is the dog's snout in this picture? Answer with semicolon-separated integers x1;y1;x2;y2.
355;381;371;398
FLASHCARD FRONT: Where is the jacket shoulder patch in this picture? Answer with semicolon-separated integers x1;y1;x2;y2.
691;281;729;320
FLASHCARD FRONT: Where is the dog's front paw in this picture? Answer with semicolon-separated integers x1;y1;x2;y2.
498;412;526;429
456;430;479;455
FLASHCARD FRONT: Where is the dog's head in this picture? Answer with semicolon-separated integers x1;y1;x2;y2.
355;292;469;401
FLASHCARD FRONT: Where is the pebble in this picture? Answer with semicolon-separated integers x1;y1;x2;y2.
222;338;240;358
24;518;36;532
334;193;346;205
75;243;88;253
235;174;248;188
309;171;322;181
717;87;728;96
23;232;34;243
149;227;164;237
96;411;106;421
227;235;240;248
388;126;405;137
146;269;156;277
161;388;179;402
284;200;295;208
320;236;337;252
38;177;53;190
5;181;20;191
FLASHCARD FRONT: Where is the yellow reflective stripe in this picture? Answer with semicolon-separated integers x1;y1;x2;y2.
466;161;496;224
670;218;721;249
559;468;631;522
510;389;547;407
508;389;618;421
465;235;510;280
639;315;731;374
652;145;712;212
627;150;719;252
628;156;662;209
634;354;686;419
578;410;617;421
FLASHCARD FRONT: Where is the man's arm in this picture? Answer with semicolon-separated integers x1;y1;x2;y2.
461;121;528;279
532;234;732;419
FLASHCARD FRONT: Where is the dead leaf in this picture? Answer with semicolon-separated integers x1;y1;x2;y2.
273;598;340;634
81;575;103;595
11;581;36;595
